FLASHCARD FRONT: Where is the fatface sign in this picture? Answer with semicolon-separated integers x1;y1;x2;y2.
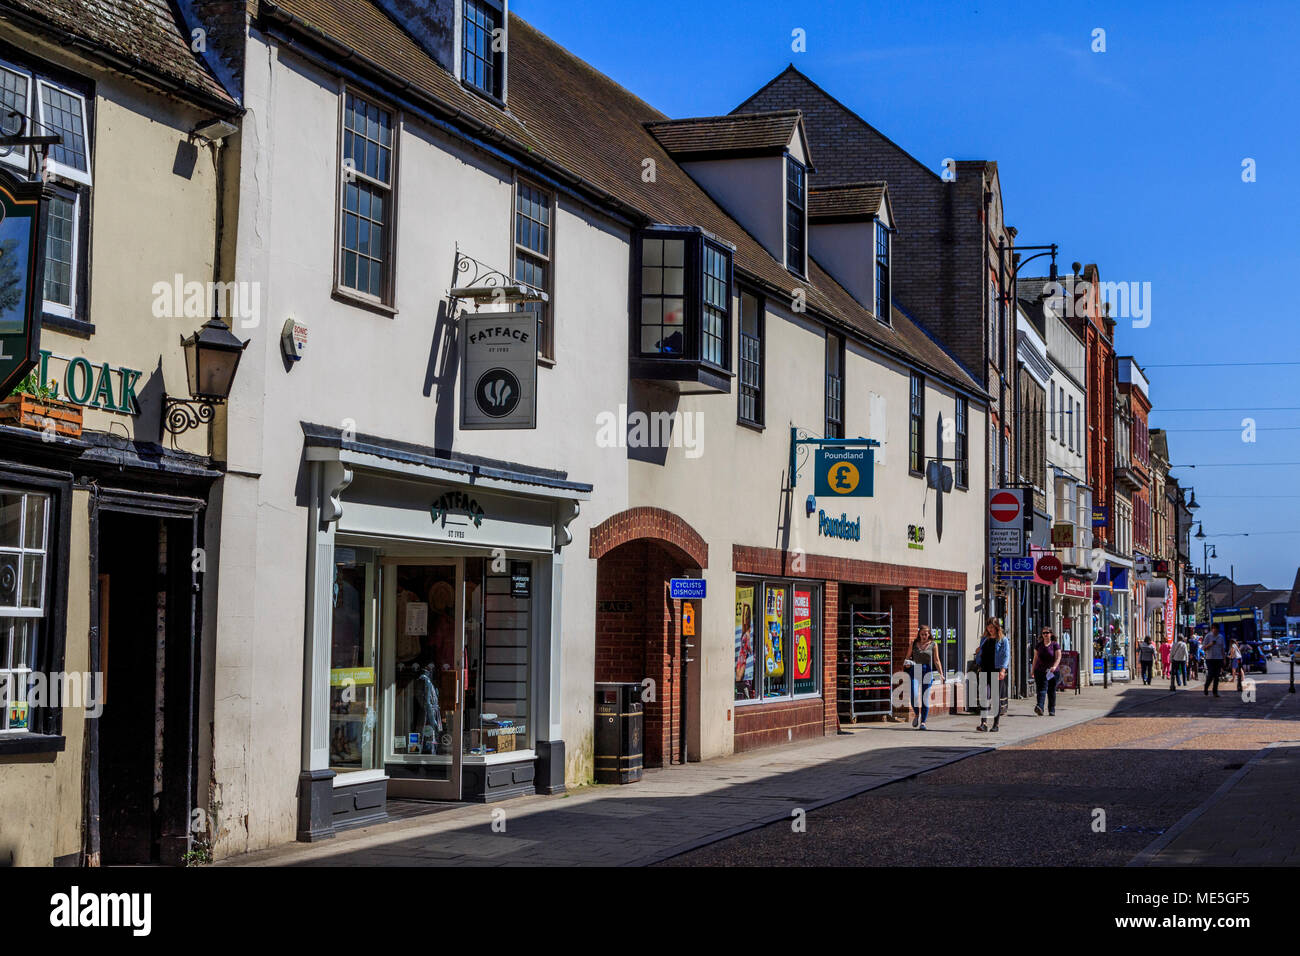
814;446;874;498
0;169;48;397
460;310;537;430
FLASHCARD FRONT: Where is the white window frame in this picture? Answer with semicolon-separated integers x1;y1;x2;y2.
512;175;554;360
0;58;33;174
41;188;79;319
0;489;50;734
35;79;92;186
334;85;400;308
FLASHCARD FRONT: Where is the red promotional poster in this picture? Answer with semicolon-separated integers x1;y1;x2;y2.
792;589;812;681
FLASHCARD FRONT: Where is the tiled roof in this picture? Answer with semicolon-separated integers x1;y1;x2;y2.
645;110;803;158
808;181;885;221
1;0;237;108
259;1;982;395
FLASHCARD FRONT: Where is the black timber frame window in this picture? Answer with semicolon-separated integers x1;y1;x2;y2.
338;89;396;306
631;227;733;391
824;332;844;439
738;289;764;427
955;396;969;489
786;156;807;275
513;177;553;359
909;372;925;476
462;0;504;100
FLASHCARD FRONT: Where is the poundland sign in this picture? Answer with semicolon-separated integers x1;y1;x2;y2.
818;510;861;541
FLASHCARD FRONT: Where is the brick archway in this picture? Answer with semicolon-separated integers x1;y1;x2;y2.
589;507;708;569
591;508;707;769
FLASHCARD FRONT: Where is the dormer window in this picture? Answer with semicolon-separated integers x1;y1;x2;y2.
874;219;890;323
785;157;806;274
462;0;504;100
631;227;733;393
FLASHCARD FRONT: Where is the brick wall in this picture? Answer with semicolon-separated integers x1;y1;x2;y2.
594;539;686;767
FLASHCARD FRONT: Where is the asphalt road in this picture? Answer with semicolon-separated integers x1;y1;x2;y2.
662;660;1300;866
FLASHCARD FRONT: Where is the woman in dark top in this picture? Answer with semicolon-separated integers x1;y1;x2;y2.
906;626;944;730
1033;627;1063;717
1138;636;1156;685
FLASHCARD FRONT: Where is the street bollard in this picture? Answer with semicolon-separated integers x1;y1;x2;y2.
1290;655;1295;694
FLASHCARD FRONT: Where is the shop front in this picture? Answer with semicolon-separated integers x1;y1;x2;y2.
1092;563;1131;680
1053;574;1092;680
297;425;588;840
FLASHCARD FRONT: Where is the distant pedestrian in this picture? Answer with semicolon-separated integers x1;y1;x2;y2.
1159;637;1172;680
1032;627;1063;716
1138;636;1156;685
906;625;944;731
974;620;1009;733
1171;633;1189;687
1188;634;1201;680
1202;625;1226;697
1228;639;1243;691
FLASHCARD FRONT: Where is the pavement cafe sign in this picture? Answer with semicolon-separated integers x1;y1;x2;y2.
814;446;875;498
460;310;537;430
0;168;49;398
989;489;1030;556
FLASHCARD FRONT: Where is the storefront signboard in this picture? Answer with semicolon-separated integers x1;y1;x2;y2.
33;350;143;414
1056;576;1091;600
1051;523;1074;548
814;446;874;498
0;168;48;397
1091;506;1109;528
460;310;538;429
792;590;812;681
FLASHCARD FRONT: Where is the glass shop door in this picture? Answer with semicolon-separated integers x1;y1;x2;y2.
382;559;463;800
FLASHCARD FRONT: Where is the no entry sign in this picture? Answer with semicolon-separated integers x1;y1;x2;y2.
990;491;1022;525
989;488;1028;556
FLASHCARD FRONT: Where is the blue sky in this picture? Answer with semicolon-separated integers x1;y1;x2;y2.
518;0;1300;589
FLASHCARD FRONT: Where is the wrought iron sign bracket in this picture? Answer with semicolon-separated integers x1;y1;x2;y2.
449;244;548;306
788;426;880;489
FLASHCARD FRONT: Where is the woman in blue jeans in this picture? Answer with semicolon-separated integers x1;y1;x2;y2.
906;626;944;730
1033;627;1062;716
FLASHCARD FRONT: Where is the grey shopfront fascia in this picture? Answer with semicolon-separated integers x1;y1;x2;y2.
297;426;590;841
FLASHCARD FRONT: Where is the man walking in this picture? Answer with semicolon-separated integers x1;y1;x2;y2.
1202;625;1226;697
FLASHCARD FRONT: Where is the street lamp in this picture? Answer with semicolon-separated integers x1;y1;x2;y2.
163;317;249;446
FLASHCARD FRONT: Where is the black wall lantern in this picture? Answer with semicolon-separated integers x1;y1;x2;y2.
163;317;249;445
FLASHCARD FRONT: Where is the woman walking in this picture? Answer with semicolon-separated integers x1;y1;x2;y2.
905;626;944;730
974;620;1010;733
1159;637;1172;681
1138;636;1156;685
1032;627;1063;717
1228;639;1243;692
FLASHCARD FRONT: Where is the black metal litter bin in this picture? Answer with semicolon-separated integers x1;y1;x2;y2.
594;682;643;784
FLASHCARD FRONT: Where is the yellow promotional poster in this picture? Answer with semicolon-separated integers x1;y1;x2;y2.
329;667;376;687
735;586;756;699
764;586;785;678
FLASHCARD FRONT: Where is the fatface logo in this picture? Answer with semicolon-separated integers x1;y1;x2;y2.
430;490;485;529
474;368;520;418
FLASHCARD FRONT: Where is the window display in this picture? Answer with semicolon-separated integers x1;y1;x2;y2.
392;564;458;759
736;579;821;703
466;560;530;755
329;549;378;771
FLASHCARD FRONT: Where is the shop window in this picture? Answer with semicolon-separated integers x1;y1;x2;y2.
917;590;964;676
0;490;48;733
466;560;531;756
735;579;820;703
329;547;379;771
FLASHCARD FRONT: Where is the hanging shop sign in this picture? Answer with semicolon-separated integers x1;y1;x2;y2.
989;489;1029;556
30;350;143;414
1051;523;1074;548
1035;555;1063;583
0;169;49;397
1055;576;1091;600
460;310;537;430
1091;505;1109;528
818;510;861;541
669;577;706;600
814;446;874;498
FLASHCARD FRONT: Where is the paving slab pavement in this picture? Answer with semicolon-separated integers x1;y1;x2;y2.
221;676;1165;867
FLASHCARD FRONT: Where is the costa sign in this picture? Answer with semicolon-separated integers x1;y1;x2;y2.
1035;555;1063;583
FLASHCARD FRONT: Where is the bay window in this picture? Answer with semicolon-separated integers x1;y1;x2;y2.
631;227;732;392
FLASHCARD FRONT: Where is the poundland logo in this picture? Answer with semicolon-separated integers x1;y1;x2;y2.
49;886;151;936
818;510;861;541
